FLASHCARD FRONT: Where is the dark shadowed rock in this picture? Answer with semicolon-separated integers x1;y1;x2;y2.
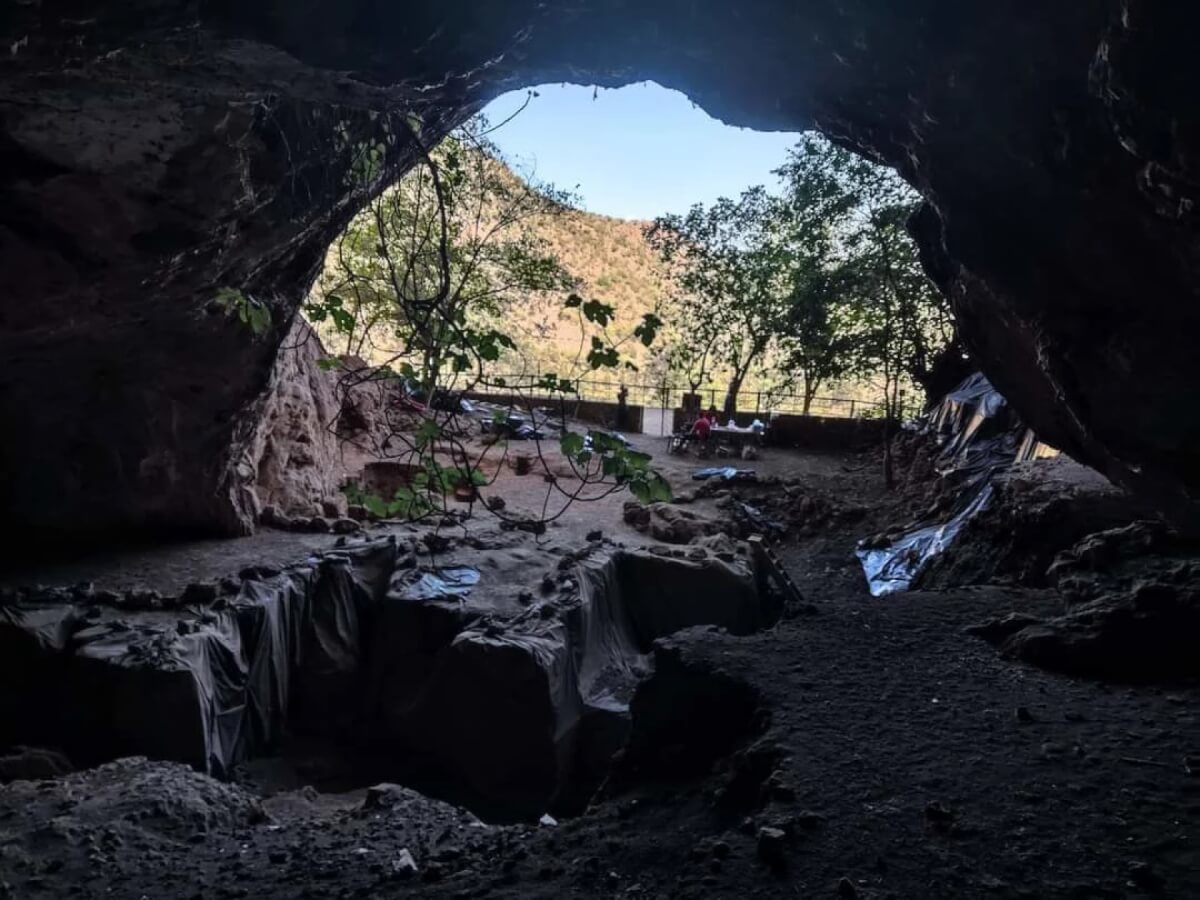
3;3;1200;547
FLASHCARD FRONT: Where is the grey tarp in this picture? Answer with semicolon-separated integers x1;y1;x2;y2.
0;538;397;775
369;546;764;820
858;373;1056;596
2;537;765;820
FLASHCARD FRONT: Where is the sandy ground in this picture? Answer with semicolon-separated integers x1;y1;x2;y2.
0;426;841;595
5;434;1200;898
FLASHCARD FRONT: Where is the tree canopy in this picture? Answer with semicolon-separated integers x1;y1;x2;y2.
648;133;961;421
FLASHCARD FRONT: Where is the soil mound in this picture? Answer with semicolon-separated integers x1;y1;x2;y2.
969;521;1200;681
916;457;1152;590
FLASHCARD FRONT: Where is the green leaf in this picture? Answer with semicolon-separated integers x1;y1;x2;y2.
625;451;651;470
315;357;339;371
564;293;583;309
364;494;388;519
560;432;585;456
633;312;663;347
415;420;440;448
581;298;615;326
646;473;673;502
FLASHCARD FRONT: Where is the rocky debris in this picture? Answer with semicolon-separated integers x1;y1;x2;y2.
716;739;788;811
0;746;72;782
0;757;266;840
331;517;362;535
261;503;356;535
0;526;772;822
614;632;766;783
622;501;726;544
755;826;787;870
391;848;419;879
916;458;1152;590
968;521;1200;681
963;612;1043;644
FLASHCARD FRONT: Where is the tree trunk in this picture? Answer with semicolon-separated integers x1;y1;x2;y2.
802;375;820;416
882;375;899;489
723;373;744;420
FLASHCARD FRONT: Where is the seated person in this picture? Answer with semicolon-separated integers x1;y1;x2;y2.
691;413;712;441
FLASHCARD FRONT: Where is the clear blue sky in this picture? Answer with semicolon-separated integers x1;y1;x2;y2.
481;82;801;221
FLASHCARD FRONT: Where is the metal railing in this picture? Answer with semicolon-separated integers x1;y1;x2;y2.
465;374;920;421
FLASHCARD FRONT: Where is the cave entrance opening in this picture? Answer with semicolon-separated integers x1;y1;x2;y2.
297;79;963;533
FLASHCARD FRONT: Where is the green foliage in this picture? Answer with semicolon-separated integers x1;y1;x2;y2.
214;287;271;336
633;312;663;348
773;133;957;408
581;298;615;327
311;115;578;392
314;110;672;525
646;187;791;414
559;430;672;504
648;133;956;416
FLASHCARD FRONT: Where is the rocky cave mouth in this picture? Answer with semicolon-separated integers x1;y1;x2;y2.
2;3;1199;545
5;3;1200;895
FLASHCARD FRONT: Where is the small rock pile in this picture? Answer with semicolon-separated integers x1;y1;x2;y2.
260;503;362;536
623;501;727;544
968;520;1200;681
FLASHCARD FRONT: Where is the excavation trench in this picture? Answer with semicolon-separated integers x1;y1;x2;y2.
0;533;775;822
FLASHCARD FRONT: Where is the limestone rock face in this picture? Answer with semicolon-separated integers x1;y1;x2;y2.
3;2;1200;534
243;320;345;524
0;11;452;541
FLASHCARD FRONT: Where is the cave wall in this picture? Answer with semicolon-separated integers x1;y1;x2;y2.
2;1;1199;539
0;9;461;542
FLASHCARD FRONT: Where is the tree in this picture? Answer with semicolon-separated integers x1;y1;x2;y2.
646;187;791;417
307;114;576;391
303;108;671;523
777;264;862;414
776;133;959;485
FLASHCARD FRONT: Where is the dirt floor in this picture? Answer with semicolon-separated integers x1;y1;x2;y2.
3;430;1200;899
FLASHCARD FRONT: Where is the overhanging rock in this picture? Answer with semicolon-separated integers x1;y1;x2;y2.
3;4;1200;536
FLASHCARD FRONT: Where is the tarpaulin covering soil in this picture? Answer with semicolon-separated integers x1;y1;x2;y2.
858;373;1058;596
0;540;398;774
369;545;766;820
0;534;768;821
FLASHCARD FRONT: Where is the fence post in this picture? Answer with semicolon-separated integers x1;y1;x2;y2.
849;399;856;418
755;392;761;414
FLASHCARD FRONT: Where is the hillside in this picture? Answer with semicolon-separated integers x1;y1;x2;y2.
308;151;883;413
308;151;672;386
498;202;670;379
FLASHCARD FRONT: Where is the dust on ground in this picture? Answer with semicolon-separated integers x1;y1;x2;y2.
4;436;1200;898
